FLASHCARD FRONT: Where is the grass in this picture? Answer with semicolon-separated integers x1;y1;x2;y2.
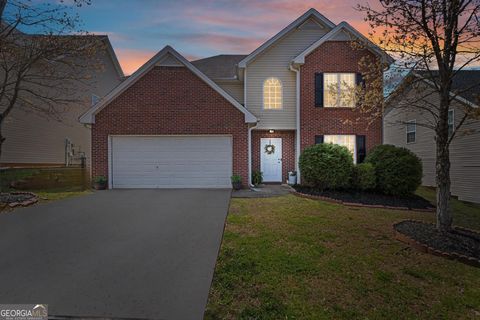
205;187;480;319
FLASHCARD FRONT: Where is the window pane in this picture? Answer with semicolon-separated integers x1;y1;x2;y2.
263;78;283;109
448;110;454;136
324;135;356;161
407;132;416;143
324;73;338;108
340;73;355;108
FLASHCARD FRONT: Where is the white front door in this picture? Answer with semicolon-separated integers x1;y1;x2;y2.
260;138;282;182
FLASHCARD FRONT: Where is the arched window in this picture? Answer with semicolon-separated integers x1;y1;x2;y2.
263;78;282;109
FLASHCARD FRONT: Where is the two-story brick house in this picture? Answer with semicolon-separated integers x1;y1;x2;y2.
80;9;392;188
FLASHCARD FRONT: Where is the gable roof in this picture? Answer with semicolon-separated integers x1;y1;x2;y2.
385;70;480;112
418;70;480;104
79;46;257;124
237;8;336;68
191;54;247;80
292;21;394;65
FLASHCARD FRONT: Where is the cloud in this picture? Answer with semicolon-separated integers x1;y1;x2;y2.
115;48;156;75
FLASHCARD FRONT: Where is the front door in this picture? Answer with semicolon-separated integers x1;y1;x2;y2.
260;138;282;182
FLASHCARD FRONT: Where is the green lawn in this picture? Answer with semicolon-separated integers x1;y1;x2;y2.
205;187;480;319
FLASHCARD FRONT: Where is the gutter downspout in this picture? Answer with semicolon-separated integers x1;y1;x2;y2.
290;63;301;184
248;122;258;188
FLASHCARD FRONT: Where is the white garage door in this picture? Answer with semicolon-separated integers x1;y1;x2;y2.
110;136;232;188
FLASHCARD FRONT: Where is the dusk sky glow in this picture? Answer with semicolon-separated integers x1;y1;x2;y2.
68;0;374;75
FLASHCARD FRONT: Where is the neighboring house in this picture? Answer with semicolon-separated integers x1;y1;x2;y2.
384;70;480;204
80;8;392;189
0;34;124;168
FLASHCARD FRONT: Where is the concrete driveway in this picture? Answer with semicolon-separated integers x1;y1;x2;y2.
0;189;231;320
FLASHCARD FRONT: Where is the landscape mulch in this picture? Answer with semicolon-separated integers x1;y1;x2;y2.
293;186;434;210
394;220;480;267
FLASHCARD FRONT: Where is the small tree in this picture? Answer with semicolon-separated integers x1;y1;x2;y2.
357;0;480;233
0;0;104;159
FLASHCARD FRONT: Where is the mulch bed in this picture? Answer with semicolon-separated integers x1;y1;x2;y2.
293;186;434;211
0;192;38;208
394;220;480;267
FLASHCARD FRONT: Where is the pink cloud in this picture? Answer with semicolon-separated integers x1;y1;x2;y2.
115;48;156;75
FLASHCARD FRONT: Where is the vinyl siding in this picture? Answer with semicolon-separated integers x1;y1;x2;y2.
216;81;244;104
384;84;480;204
1;50;122;167
245;19;330;129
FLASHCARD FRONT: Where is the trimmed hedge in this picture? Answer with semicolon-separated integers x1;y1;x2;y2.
299;143;354;190
365;144;422;196
352;163;376;191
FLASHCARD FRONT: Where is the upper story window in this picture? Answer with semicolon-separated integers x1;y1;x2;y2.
263;78;283;110
448;109;455;137
406;120;416;143
323;73;356;108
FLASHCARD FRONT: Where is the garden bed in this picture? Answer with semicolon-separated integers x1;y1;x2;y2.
0;192;38;208
394;220;480;267
293;186;434;210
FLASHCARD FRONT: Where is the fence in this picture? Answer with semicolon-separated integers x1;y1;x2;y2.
0;166;90;192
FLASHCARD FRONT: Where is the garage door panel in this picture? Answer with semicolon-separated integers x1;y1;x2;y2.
111;136;232;188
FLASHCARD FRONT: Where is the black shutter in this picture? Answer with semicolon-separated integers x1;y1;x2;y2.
356;135;366;163
315;135;324;144
356;73;365;88
315;73;324;107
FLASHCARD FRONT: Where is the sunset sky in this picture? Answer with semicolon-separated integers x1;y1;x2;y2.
69;0;374;75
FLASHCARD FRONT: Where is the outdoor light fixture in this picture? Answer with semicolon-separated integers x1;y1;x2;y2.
269;129;275;133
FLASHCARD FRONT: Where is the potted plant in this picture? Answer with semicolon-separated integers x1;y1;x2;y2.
252;170;263;187
93;176;107;190
231;175;242;190
288;171;297;186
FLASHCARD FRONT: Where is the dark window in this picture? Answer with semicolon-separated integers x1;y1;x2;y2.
315;135;324;144
406;121;416;143
356;135;366;163
315;73;323;107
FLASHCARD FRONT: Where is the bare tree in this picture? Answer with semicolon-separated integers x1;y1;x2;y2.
0;0;104;159
357;0;480;233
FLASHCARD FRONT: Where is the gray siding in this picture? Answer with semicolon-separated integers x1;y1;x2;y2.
245;18;330;129
1;50;122;167
216;81;244;104
384;85;480;203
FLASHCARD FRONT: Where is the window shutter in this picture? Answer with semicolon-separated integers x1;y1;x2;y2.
356;135;366;163
356;73;365;88
315;73;324;107
315;135;324;144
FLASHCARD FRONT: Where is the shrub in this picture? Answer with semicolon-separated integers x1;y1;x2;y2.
252;170;263;186
93;176;107;184
352;163;376;191
230;175;242;184
365;144;422;196
299;143;354;190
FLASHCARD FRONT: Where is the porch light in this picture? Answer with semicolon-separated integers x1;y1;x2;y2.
269;129;275;133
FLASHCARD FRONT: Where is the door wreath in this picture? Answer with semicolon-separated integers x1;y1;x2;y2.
264;144;275;155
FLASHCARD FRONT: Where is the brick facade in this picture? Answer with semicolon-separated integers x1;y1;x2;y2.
92;66;249;186
299;41;383;153
252;130;296;183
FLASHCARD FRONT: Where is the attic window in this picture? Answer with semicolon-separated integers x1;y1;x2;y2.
263;78;283;110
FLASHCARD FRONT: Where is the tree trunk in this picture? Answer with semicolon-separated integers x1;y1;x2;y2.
435;95;453;233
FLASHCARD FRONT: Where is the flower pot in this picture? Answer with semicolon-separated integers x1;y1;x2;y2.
93;182;107;190
232;181;242;190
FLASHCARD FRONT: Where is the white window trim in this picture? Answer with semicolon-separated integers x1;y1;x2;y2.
324;134;357;164
324;73;356;108
91;94;100;107
448;109;455;136
263;77;283;110
406;120;416;144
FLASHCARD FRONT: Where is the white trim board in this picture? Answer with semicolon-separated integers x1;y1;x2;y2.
238;8;336;68
292;21;394;66
79;46;257;124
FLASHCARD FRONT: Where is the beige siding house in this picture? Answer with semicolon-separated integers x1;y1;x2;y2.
0;36;124;168
384;71;480;203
